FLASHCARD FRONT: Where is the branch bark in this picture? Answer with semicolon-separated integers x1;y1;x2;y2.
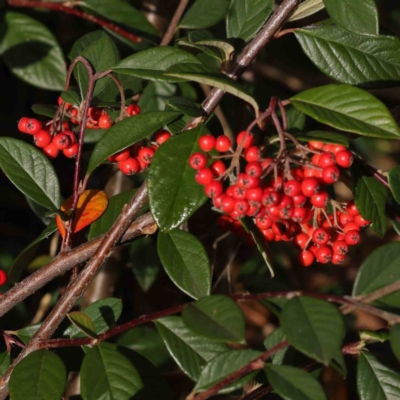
160;0;189;46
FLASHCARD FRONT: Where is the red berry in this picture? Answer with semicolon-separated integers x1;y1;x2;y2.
298;250;315;267
245;161;262;177
346;201;360;216
332;240;348;255
284;179;302;197
89;107;103;121
231;185;247;200
294;233;310;249
98;114;113;129
63;143;79;158
43;143;59;158
119;157;140;175
343;222;360;233
25;118;42;135
292;194;307;206
335;150;353;168
18;117;30;133
261;158;273;171
204;180;223;198
292;207;309;223
0;269;7;286
262;229;275;241
318;152;336;168
236;131;254;149
213;195;223;208
127;104;141;116
262;189;280;206
62;130;76;145
345;230;360;245
308;141;324;150
291;168;305;181
33;130;52;148
332;145;346;154
113;148;131;163
332;253;346;265
138;147;155;164
272;221;290;236
215;135;231;152
195;168;214;185
322;165;340;184
311;154;320;166
220;195;236;213
312;228;330;245
189;152;207;170
301;178;320;197
237;173;260;189
234;199;250;215
52;133;71;150
210;160;226;177
339;212;353;226
316;246;333;264
354;215;371;227
256;215;273;230
155;129;172;145
266;205;280;220
244;146;260;162
199;134;216;152
311;191;328;208
245;187;263;202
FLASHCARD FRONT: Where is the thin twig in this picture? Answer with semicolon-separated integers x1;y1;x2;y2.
160;0;189;46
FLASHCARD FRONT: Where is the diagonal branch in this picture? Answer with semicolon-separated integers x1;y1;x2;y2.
160;0;189;46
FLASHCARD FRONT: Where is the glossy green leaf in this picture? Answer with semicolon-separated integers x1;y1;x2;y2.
60;88;80;106
157;229;210;300
0;353;10;377
291;84;400;139
9;221;57;283
194;350;262;393
182;295;245;343
351;162;389;237
226;0;274;42
31;104;58;118
295;23;400;86
180;0;228;29
390;324;400;362
285;106;306;132
87;111;180;174
288;0;325;22
0;12;66;90
323;0;378;36
155;316;228;380
69;31;119;98
357;352;400;400
80;343;143;400
388;166;400;205
148;125;207;231
80;0;157;36
68;311;98;338
165;63;259;117
166;97;204;117
114;47;202;82
297;130;349;146
266;364;327;400
0;138;61;210
15;324;41;344
281;296;345;365
264;328;293;365
9;349;66;400
353;242;400;308
139;81;177;112
65;297;122;338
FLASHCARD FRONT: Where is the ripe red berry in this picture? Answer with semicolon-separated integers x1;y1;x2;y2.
43;143;59;158
344;230;360;245
127;104;141;116
119;157;140;175
195;168;214;185
301;178;320;197
262;229;275;241
113;148;131;163
343;222;360;233
292;206;309;223
294;233;310;249
17;117;30;133
332;253;346;265
335;150;353;168
312;228;330;245
138;147;156;164
98;114;113;129
354;215;371;228
25;118;42;135
256;215;273;230
52;133;71;150
311;191;328;208
322;165;340;184
231;185;247;200
89;107;103;121
318;152;336;168
331;145;346;154
332;240;348;255
189;152;207;170
0;269;7;286
62;130;76;145
234;199;250;215
199;134;216;152
236;131;254;149
262;189;280;206
316;246;333;264
284;179;302;197
244;146;260;162
215;135;231;152
245;187;263;202
311;154;320;166
245;161;262;177
220;195;236;213
308;141;324;150
339;212;353;226
292;194;307;206
298;250;315;267
63;143;79;158
346;201;360;216
204;180;223;198
237;173;260;189
155;129;172;144
210;160;226;177
33;130;52;148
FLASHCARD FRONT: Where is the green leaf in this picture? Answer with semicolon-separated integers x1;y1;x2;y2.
353;242;400;308
285;106;306;132
15;324;41;344
264;328;293;365
61;88;80;106
80;0;157;36
9;349;66;400
80;343;143;400
388;166;400;205
155;316;228;380
157;229;210;300
390;324;400;362
0;12;66;90
0;138;61;210
295;23;400;86
148;125;207;231
9;221;57;283
114;47;202;82
0;353;10;377
296;130;349;146
69;31;119;98
194;349;262;394
129;236;160;292
360;330;389;345
182;295;245;343
31;104;58;118
167;97;204;118
291;84;400;139
226;0;274;42
323;0;378;36
68;311;98;338
351;162;389;237
266;364;327;400
139;81;177;112
180;0;229;29
288;0;325;22
65;297;122;338
88;189;148;240
280;296;345;365
165;63;259;117
87;111;180;174
357;352;400;400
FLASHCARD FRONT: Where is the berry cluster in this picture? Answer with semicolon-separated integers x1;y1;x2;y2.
189;132;370;267
107;129;171;175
